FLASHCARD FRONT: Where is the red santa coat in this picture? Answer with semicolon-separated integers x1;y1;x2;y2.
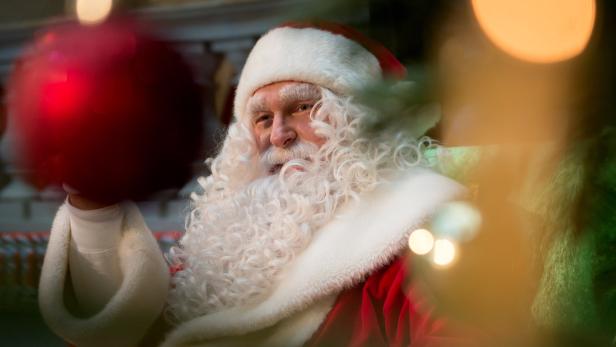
308;257;476;347
39;168;468;347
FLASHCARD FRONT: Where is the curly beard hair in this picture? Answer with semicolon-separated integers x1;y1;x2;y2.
166;87;432;323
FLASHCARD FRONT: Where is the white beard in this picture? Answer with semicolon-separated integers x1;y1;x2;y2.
166;154;347;323
165;89;428;324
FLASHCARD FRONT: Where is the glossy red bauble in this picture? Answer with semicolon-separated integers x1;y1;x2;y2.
9;17;204;203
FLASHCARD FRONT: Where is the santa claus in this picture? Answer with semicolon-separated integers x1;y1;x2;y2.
38;23;468;347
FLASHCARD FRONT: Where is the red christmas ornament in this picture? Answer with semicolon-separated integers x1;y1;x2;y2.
9;17;204;203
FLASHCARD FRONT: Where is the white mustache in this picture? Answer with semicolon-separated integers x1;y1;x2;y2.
260;142;319;168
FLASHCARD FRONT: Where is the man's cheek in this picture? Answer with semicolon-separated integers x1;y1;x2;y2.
255;133;269;153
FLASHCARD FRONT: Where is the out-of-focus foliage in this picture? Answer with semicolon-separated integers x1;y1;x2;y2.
522;128;616;346
357;69;440;139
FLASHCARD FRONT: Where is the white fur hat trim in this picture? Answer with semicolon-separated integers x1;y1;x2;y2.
233;27;382;123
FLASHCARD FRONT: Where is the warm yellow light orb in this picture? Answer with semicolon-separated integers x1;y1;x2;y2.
76;0;113;25
433;239;457;267
471;0;596;63
408;228;435;255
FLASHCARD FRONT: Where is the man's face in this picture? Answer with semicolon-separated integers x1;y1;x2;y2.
248;81;325;155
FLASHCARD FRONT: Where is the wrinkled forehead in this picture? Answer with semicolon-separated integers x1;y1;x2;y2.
247;82;321;113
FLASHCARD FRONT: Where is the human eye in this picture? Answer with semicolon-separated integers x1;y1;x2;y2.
253;114;272;127
296;102;314;113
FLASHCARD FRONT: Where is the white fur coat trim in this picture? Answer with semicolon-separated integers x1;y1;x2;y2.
163;168;465;347
38;202;170;347
173;294;338;347
233;26;382;123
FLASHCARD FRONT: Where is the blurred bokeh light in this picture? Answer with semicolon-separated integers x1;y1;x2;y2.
471;0;596;63
76;0;113;25
431;201;482;242
432;239;457;267
408;228;435;255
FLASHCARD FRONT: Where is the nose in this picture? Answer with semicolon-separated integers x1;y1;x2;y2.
270;115;296;148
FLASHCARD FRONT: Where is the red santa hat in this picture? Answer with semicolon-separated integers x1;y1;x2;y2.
233;22;406;123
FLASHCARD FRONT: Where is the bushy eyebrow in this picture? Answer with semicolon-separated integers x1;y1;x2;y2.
279;83;321;104
247;95;268;116
246;83;321;119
